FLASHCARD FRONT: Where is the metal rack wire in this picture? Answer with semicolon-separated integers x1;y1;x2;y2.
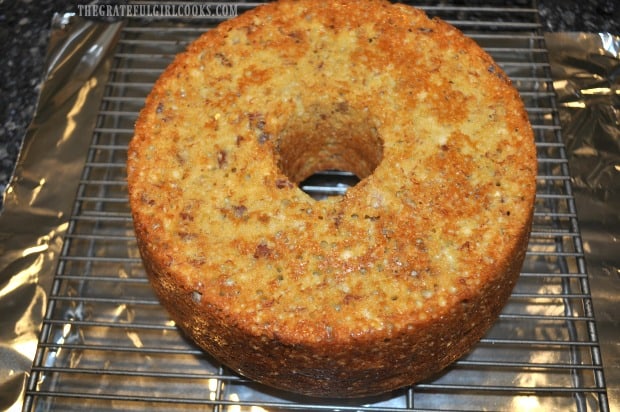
24;2;610;411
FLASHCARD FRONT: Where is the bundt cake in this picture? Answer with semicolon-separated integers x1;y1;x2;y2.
127;0;537;398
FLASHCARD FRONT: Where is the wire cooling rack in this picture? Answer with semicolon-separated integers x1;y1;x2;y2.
24;2;610;411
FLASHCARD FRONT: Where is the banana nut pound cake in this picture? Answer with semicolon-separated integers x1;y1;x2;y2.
127;0;537;398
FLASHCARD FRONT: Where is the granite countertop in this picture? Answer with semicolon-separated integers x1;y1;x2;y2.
1;0;619;207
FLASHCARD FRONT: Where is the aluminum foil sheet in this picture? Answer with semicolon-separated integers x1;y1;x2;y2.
545;32;620;409
0;14;122;411
0;11;618;412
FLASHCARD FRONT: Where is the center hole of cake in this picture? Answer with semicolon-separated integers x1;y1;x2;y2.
276;102;383;201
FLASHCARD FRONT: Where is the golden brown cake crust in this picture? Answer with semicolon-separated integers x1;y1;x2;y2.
127;0;537;398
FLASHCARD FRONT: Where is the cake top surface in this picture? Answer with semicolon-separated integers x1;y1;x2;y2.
127;0;537;344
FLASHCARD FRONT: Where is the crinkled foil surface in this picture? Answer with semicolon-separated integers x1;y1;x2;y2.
0;12;618;411
0;14;122;411
545;32;620;409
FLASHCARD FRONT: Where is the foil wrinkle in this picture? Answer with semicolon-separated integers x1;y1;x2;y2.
0;13;121;411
